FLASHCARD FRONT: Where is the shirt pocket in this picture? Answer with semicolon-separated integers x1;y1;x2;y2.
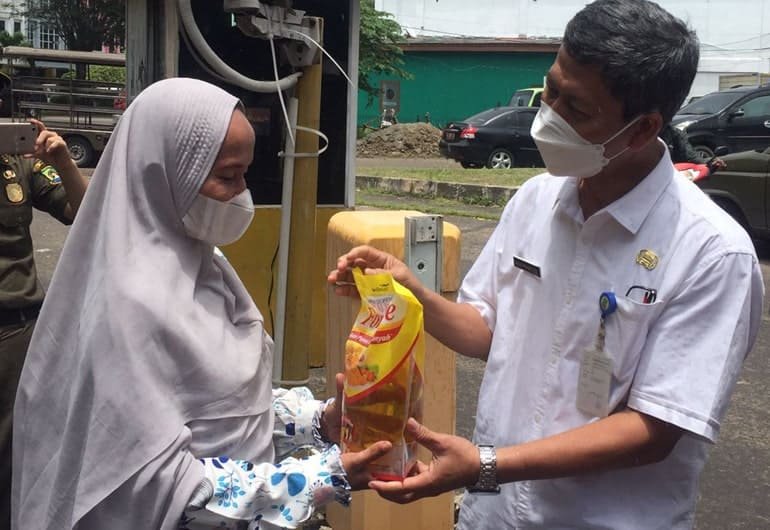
0;200;32;228
604;296;664;396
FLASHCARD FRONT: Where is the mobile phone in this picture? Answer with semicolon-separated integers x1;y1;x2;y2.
0;123;38;155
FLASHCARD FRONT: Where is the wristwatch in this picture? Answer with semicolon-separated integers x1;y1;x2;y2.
467;444;500;494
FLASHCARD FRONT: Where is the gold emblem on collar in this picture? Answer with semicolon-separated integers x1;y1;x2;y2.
3;169;15;180
6;183;24;203
1;155;9;165
636;249;659;270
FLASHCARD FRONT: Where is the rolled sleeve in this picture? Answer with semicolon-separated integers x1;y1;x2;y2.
272;387;325;458
457;204;514;332
628;251;763;442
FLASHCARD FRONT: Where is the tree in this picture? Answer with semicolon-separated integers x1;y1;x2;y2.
359;0;411;104
0;31;31;47
9;0;125;52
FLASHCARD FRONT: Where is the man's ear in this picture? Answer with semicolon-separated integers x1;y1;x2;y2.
629;112;664;151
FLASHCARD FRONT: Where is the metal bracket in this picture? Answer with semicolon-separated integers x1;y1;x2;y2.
224;0;321;67
404;215;443;293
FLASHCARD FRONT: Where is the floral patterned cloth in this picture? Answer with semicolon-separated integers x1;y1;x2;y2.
179;388;350;530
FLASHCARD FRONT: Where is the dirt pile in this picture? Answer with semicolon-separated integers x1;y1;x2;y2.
357;123;442;158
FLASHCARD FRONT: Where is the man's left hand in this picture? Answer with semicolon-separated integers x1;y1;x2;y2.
369;418;480;504
28;119;73;169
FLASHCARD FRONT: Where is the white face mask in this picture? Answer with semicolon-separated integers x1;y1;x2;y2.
531;101;642;178
182;189;255;246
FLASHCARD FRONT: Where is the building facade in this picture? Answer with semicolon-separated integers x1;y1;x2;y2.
358;37;558;128
374;0;770;102
0;0;64;50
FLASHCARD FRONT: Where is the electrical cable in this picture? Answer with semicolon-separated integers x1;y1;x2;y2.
179;22;231;84
278;125;328;158
286;28;356;91
265;5;295;147
266;240;279;340
177;0;302;93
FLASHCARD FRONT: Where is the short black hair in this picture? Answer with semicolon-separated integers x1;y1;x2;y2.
563;0;699;125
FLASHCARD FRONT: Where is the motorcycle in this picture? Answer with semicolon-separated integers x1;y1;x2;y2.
675;146;728;183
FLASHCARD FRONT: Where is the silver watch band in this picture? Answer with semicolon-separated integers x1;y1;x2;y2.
467;444;500;494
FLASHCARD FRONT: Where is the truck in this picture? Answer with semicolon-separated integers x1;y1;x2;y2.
0;46;126;167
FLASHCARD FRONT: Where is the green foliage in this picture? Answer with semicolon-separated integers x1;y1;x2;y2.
0;31;31;47
359;0;412;104
89;65;125;84
11;0;125;52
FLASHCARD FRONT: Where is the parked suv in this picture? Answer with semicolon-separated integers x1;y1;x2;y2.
672;85;770;158
694;145;770;240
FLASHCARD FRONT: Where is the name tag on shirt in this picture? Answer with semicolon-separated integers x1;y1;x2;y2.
513;256;541;278
577;346;613;418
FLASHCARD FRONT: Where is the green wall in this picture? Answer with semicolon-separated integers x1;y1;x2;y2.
358;51;556;128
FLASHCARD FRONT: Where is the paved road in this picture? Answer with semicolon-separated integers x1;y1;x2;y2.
29;208;769;529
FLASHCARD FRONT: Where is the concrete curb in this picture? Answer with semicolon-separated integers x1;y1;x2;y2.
356;175;519;206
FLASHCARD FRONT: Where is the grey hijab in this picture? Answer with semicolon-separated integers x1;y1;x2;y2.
12;78;273;529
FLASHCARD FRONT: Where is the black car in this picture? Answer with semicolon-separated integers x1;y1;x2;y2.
439;107;543;169
672;85;770;158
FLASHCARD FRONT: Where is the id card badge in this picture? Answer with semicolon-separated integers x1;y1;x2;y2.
577;345;613;417
577;292;616;418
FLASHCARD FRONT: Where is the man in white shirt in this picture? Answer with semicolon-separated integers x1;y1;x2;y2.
328;0;764;528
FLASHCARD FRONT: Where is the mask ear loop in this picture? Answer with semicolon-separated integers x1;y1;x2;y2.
600;114;645;163
601;114;644;147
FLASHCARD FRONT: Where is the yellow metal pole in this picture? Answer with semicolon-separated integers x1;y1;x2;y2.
281;19;323;384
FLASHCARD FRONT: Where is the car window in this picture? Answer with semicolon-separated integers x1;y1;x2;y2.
485;111;516;127
678;91;745;115
517;111;537;129
532;92;542;107
466;108;509;124
736;94;770;118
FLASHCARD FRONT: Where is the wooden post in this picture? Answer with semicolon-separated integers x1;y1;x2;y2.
325;210;460;530
281;19;324;384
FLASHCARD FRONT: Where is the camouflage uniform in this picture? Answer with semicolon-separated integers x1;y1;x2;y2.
0;154;71;527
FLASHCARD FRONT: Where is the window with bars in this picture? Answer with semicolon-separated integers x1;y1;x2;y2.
0;21;5;33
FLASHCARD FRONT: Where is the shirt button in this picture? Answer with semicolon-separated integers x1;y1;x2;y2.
534;413;543;424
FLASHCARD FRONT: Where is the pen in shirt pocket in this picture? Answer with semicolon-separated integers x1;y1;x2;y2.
625;285;657;304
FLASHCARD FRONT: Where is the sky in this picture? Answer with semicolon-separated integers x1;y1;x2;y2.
375;0;770;54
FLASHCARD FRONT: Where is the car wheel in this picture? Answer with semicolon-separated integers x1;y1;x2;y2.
64;135;94;167
487;148;514;169
693;145;715;160
712;197;751;234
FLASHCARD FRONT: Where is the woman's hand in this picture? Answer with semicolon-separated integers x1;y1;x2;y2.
320;373;344;444
339;441;393;490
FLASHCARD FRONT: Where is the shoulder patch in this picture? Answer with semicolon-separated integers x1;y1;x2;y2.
38;164;61;184
33;160;45;173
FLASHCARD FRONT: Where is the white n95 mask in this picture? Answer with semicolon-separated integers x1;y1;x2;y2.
182;189;255;246
531;101;641;178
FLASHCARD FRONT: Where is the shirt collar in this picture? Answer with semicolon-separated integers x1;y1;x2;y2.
552;141;674;233
605;142;674;234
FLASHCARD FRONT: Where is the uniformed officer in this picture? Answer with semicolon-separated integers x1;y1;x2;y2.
0;118;88;527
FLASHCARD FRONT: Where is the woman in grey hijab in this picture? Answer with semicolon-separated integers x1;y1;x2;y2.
11;78;390;530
